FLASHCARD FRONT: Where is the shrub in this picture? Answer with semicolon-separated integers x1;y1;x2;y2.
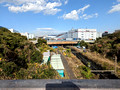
2;62;18;77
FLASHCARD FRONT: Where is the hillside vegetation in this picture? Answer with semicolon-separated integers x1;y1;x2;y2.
89;31;120;62
0;27;58;79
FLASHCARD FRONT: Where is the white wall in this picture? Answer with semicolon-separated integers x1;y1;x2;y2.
21;32;35;39
9;28;19;33
57;28;100;41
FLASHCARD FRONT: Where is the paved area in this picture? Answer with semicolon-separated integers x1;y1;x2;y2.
0;79;120;90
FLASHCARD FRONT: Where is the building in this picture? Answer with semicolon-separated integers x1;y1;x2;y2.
56;32;68;39
102;31;108;37
96;32;102;38
57;28;97;41
21;32;35;39
9;28;19;33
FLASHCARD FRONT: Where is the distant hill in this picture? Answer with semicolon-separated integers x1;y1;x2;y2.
0;26;3;28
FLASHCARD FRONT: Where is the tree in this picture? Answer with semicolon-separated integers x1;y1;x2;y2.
78;40;88;48
36;38;47;47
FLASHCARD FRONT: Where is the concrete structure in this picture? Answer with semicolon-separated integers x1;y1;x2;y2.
0;80;120;89
9;28;19;33
21;32;35;39
51;54;64;77
47;41;78;45
42;50;50;64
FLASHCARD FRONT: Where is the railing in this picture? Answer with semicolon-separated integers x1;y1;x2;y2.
0;79;120;89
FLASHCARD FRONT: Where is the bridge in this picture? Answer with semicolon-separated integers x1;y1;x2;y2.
29;40;95;45
47;40;78;45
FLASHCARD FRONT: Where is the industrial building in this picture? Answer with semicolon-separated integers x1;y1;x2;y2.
50;54;64;77
57;28;98;41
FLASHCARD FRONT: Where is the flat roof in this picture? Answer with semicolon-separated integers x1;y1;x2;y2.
51;54;64;70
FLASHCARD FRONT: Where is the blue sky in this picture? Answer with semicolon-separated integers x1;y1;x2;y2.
0;0;120;36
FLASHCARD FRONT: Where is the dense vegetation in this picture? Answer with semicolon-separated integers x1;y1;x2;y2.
0;27;58;79
77;31;120;62
89;31;120;62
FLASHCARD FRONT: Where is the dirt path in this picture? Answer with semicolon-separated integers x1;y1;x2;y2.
58;50;76;79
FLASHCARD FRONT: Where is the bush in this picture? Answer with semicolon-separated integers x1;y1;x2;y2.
31;50;43;63
78;40;88;49
2;62;18;77
16;68;28;79
79;66;93;79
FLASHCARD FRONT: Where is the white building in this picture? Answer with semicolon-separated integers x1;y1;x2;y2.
21;32;35;39
9;28;19;33
61;28;97;41
96;32;102;38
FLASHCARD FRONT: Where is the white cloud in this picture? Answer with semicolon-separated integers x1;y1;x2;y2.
78;4;90;14
36;28;55;31
64;0;68;5
60;4;98;20
80;13;98;20
108;4;120;13
61;4;90;20
117;0;120;2
62;10;79;20
1;0;63;15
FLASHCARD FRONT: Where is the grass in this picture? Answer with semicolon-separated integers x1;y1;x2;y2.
58;46;98;79
69;46;120;78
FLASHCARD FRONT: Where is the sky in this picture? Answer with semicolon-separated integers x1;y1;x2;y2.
0;0;120;36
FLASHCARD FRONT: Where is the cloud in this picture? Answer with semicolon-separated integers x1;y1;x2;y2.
80;13;98;20
77;4;90;14
108;4;120;13
1;0;63;15
62;10;79;20
34;27;64;36
36;28;55;31
61;4;90;20
117;0;120;2
60;4;98;20
64;0;68;5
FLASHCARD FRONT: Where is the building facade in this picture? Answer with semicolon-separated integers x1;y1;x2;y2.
21;32;35;39
67;29;97;40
